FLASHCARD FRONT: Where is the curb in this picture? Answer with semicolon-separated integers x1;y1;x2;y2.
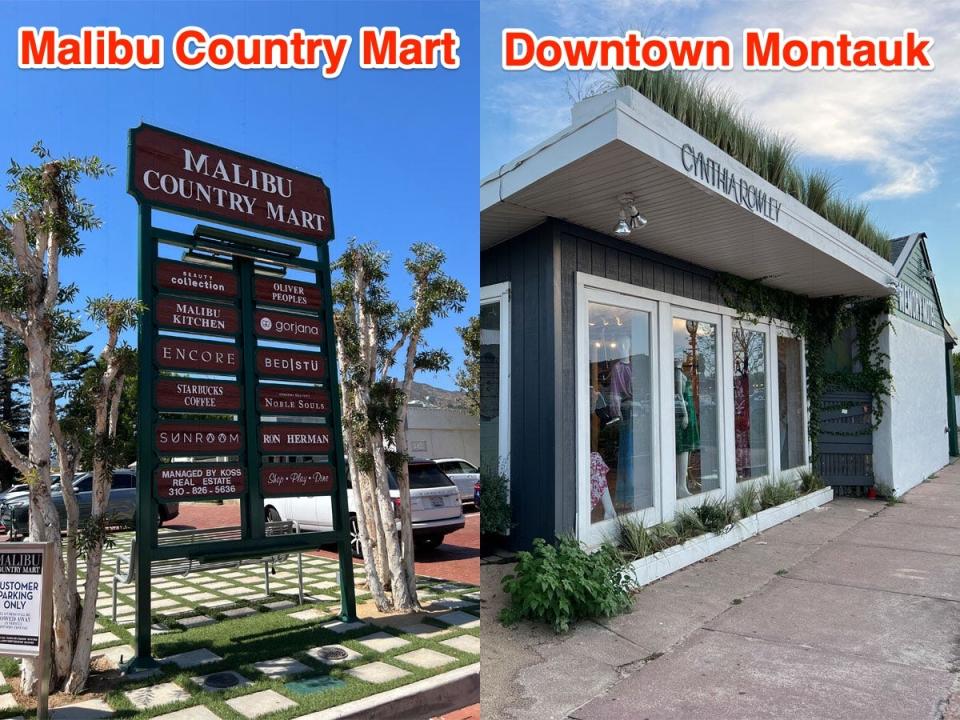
293;663;480;720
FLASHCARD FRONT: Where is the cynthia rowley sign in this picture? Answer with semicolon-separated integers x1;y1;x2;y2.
680;143;783;223
130;125;333;242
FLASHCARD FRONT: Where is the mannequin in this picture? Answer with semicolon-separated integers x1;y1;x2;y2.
674;357;700;498
611;335;634;508
590;387;616;520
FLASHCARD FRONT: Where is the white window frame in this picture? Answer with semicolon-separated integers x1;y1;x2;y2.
727;319;775;497
480;283;511;481
773;327;812;479
576;281;661;545
574;271;811;543
669;306;728;516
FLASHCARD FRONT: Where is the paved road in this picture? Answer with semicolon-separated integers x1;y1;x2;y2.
482;464;960;719
171;501;480;585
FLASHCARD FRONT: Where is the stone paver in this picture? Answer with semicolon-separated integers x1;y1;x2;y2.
124;682;191;710
90;631;119;646
321;619;367;634
306;644;362;665
346;661;411;684
394;647;457;669
434;611;479;628
391;622;449;639
290;608;327;622
226;689;297;718
357;631;409;652
253;656;312;678
222;607;257;619
441;634;480;655
160;647;223;668
92;644;135;669
0;694;16;710
152;707;222;720
51;699;114;718
179;614;215;628
191;670;251;692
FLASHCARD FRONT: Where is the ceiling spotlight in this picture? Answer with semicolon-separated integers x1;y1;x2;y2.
614;208;631;235
614;193;647;236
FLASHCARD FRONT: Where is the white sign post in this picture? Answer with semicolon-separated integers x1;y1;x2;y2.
0;543;52;719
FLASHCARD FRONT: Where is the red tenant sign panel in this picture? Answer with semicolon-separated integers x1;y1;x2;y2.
155;379;242;412
257;385;330;415
155;422;243;454
155;296;239;336
155;338;240;373
259;424;331;454
155;259;238;298
155;464;247;500
254;276;322;311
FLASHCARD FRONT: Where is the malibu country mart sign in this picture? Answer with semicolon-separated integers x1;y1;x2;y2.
130;124;333;242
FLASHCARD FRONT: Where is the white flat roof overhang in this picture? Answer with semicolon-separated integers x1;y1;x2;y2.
481;87;895;299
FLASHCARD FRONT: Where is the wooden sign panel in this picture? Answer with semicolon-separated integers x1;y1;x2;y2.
255;276;322;311
257;385;330;416
156;259;238;298
155;296;239;336
130;125;333;243
155;464;247;500
155;379;242;412
155;422;243;454
255;309;324;344
155;338;240;373
257;348;326;380
260;464;335;496
259;424;331;454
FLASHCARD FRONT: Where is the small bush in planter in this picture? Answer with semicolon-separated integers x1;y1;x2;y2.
798;469;825;494
758;478;799;510
500;536;635;633
479;466;511;535
692;497;736;533
734;483;759;519
617;518;679;560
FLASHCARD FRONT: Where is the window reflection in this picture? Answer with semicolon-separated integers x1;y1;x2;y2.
778;336;805;470
733;328;768;481
673;318;720;497
480;301;501;474
587;303;654;523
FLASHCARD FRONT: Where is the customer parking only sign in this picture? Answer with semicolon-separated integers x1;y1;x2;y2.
0;544;52;657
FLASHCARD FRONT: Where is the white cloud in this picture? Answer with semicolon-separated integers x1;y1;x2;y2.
482;0;960;201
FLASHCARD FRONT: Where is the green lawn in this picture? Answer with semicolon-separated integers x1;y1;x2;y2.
0;531;479;719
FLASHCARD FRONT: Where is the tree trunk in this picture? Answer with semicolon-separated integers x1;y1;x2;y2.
21;332;74;694
370;443;416;610
393;410;420;602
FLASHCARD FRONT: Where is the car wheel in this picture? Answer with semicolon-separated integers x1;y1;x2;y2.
415;534;443;550
349;515;363;559
265;506;281;523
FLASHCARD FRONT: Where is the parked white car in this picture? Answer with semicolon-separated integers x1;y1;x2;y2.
266;459;464;557
433;458;479;505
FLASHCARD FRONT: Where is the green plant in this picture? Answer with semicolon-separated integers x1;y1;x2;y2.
692;497;736;533
673;508;707;540
876;483;902;505
758;478;799;510
798;469;825;494
500;537;635;633
617;518;680;560
734;484;759;519
479;466;511;535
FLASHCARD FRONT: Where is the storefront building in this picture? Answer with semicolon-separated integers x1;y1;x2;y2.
480;86;954;549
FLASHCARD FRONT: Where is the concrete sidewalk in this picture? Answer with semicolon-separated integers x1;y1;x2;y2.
481;465;960;719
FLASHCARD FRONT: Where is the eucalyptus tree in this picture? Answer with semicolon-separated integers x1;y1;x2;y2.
0;143;142;694
455;315;480;415
333;240;466;611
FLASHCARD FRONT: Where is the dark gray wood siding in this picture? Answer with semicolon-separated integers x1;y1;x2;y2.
554;220;721;537
481;223;559;548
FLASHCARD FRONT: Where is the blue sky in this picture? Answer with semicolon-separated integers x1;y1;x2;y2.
1;0;478;390
481;0;960;326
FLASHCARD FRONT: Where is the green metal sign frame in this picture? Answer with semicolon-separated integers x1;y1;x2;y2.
128;128;356;671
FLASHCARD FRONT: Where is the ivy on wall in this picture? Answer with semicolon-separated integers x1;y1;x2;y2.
717;273;893;464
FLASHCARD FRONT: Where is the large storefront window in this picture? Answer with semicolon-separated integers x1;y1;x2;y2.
480;294;506;475
673;317;720;497
587;302;655;523
733;328;768;481
778;335;806;470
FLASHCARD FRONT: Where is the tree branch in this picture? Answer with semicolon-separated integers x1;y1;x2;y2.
0;424;28;475
0;309;24;337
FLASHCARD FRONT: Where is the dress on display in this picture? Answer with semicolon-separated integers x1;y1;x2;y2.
676;373;700;454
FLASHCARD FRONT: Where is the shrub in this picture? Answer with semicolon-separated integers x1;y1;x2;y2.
798;469;824;494
692;497;736;533
479;466;511;535
673;508;706;541
500;536;635;633
617;518;680;560
758;478;799;510
734;484;759;519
